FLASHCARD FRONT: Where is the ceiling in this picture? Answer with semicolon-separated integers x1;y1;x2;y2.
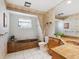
6;0;63;11
6;0;79;16
56;0;79;16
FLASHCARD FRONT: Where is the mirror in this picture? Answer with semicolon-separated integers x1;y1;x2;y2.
55;0;79;37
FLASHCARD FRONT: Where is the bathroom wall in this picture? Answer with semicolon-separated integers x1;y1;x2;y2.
43;9;55;37
54;16;79;37
9;12;43;41
55;20;64;33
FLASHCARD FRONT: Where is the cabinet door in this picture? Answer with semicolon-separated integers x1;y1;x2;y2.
0;11;9;34
0;13;6;33
48;39;60;48
48;37;64;49
7;41;15;53
0;0;6;33
15;41;38;52
0;35;8;59
49;50;66;59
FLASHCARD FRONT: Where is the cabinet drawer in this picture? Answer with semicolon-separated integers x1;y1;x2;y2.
15;41;38;51
48;49;66;59
7;40;38;53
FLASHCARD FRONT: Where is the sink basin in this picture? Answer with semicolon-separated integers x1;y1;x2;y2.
66;41;79;46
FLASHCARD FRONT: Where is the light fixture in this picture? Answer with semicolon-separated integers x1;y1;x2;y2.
58;13;64;16
67;0;72;4
24;2;31;7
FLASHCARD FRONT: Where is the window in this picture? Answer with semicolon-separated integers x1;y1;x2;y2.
18;18;32;28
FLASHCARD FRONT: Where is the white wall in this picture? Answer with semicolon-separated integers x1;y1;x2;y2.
44;9;55;37
9;12;43;40
36;18;43;41
55;20;64;33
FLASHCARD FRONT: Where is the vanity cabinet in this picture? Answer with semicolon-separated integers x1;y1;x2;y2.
0;34;8;59
7;40;15;53
48;37;64;48
47;37;65;59
48;49;66;59
7;39;39;53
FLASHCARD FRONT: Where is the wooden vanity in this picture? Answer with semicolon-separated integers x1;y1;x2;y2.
7;39;39;53
48;37;64;48
47;37;79;59
51;44;79;59
47;37;65;59
48;49;66;59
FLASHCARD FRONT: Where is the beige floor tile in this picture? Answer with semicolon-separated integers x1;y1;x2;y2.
5;48;51;59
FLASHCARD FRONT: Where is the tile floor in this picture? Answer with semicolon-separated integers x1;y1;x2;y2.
5;48;52;59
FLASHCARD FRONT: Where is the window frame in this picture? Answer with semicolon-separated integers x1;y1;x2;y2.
18;18;32;28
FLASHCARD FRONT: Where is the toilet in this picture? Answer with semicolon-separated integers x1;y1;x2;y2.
39;36;49;51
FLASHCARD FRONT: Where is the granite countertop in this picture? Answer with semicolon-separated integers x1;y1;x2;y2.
51;44;79;59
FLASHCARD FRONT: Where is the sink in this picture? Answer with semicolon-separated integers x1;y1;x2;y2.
66;41;79;46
